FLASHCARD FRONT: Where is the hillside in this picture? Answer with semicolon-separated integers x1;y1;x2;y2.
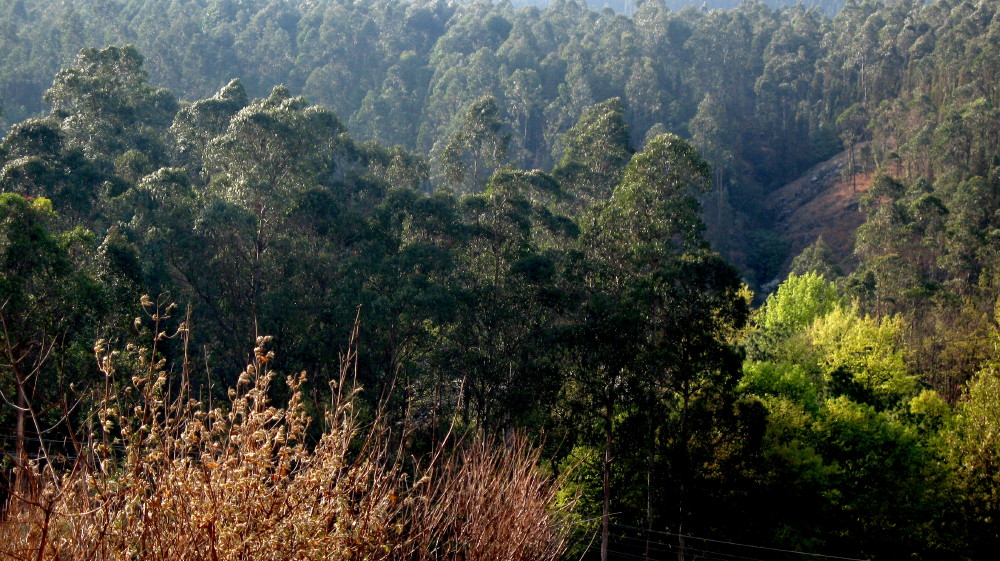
765;150;872;275
511;0;846;16
1;1;1000;560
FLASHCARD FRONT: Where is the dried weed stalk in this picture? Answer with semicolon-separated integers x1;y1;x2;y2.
0;299;573;561
407;436;573;561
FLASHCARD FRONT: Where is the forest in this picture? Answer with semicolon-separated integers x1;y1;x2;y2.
0;0;998;559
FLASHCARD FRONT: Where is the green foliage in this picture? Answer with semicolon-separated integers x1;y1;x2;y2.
809;396;945;556
552;97;633;207
745;228;789;286
0;118;106;223
789;236;841;279
0;0;994;299
0;1;998;557
740;360;819;409
170;79;249;175
909;388;950;422
0;193;102;468
596;133;711;265
741;266;961;555
441;94;510;194
809;305;914;407
948;366;1000;548
205;85;349;211
0;193;64;295
757;271;839;333
43;45;178;164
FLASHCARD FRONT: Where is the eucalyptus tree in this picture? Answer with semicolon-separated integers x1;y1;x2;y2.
169;79;249;178
43;45;178;167
440;95;510;194
0;194;101;483
552;97;633;210
0;118;106;226
573;133;749;558
179;85;361;375
445;168;577;431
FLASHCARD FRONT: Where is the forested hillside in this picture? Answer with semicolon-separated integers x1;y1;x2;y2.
3;0;997;286
0;0;999;560
511;0;847;19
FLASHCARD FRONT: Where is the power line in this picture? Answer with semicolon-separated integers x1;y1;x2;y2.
576;525;601;561
587;526;770;561
610;523;870;561
599;542;769;561
611;532;776;561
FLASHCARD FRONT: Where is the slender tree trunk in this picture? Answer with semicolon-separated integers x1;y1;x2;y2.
472;154;481;193
849;143;857;192
677;495;686;561
677;381;690;561
645;415;657;561
249;206;266;345
602;395;613;561
15;371;27;488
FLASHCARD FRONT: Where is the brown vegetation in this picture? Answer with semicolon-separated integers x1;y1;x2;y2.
766;149;874;273
0;303;572;561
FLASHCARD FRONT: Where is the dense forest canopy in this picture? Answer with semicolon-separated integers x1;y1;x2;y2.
3;0;997;287
512;0;847;18
0;0;999;560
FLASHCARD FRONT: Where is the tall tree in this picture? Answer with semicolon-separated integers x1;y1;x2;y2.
43;45;178;166
578;133;748;560
0;194;99;484
440;95;510;194
553;97;633;209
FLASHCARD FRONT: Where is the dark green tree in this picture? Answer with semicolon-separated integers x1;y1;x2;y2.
552;97;633;209
440;94;510;194
0;194;100;483
43;45;178;165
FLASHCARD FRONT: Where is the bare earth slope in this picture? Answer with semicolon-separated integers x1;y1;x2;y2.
765;149;873;274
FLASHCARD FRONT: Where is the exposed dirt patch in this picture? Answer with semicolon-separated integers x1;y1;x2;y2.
764;149;873;274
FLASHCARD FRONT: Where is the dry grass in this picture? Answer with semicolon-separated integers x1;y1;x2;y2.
764;150;874;269
408;437;571;561
0;302;573;561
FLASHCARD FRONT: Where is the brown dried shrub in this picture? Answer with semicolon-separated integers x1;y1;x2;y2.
0;303;573;561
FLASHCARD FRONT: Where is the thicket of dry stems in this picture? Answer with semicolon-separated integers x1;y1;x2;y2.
0;302;573;561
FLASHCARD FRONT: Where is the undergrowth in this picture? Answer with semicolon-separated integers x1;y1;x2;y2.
0;300;573;560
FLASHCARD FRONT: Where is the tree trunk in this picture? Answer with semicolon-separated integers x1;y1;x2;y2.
677;382;690;561
677;503;686;561
15;371;27;489
602;396;613;561
645;417;657;560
